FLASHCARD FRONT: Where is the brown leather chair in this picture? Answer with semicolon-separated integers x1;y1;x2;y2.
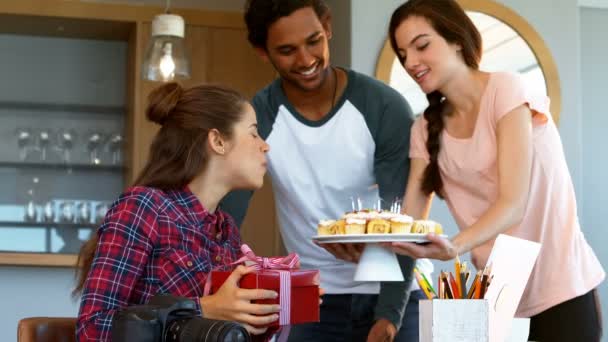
17;317;77;342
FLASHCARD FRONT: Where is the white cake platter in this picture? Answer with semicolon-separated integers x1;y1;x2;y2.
312;233;447;244
312;233;448;282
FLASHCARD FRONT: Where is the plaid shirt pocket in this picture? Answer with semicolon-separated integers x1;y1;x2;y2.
159;248;211;298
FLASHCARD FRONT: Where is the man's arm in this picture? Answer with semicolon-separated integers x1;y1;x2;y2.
374;255;415;330
372;87;416;330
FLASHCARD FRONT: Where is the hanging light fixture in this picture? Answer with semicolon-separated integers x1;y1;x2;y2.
142;0;191;82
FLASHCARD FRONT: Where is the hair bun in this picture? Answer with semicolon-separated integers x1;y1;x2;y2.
146;82;183;125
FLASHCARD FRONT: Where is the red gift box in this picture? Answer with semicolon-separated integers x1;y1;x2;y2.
208;245;320;327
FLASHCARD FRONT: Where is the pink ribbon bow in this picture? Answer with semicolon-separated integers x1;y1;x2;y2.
236;244;300;271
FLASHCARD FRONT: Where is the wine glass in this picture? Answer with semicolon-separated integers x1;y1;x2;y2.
59;201;75;223
37;129;52;161
107;133;123;165
23;177;40;223
24;191;37;223
15;128;33;161
56;129;77;164
42;201;56;223
76;201;92;224
86;131;105;165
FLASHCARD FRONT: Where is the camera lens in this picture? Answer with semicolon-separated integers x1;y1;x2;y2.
165;317;251;342
221;327;248;342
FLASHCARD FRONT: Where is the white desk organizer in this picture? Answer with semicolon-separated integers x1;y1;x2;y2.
419;234;540;342
420;299;530;342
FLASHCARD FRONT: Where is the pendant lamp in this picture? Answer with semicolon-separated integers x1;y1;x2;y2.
142;0;191;81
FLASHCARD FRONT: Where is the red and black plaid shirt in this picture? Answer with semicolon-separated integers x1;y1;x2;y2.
76;186;242;341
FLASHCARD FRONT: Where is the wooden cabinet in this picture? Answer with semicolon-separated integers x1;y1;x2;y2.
0;0;281;266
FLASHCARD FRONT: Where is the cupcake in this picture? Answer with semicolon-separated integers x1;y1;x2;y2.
317;220;337;235
366;218;391;234
331;219;346;235
345;218;366;234
390;214;414;234
411;220;443;234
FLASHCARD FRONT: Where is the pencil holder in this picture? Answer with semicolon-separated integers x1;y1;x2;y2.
419;299;530;342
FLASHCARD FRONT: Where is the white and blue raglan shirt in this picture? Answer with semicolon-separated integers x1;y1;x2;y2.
222;69;432;327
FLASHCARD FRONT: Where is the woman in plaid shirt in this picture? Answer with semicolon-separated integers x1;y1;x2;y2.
74;82;279;340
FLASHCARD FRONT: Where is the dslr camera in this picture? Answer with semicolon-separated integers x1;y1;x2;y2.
112;294;251;342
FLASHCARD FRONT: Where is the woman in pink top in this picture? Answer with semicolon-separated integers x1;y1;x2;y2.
386;0;604;340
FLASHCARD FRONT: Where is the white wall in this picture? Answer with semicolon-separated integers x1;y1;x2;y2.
580;7;608;340
0;267;80;339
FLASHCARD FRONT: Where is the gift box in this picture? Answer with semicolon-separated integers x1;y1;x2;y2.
208;245;320;327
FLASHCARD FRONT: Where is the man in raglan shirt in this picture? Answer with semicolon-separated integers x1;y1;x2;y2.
221;0;432;341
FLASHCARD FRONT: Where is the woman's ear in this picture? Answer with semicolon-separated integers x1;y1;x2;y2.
208;129;226;155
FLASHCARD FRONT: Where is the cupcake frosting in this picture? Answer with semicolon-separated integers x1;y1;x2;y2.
379;211;398;220
414;219;436;226
318;219;336;226
391;214;413;223
342;212;359;220
345;218;366;225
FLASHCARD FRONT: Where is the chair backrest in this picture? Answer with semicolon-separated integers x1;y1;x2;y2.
17;317;77;342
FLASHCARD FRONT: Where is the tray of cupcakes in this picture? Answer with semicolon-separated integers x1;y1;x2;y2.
312;210;446;244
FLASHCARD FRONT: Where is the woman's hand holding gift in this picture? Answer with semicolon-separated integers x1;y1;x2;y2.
199;265;281;335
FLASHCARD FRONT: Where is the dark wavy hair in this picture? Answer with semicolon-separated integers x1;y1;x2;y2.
73;83;247;295
244;0;331;49
389;0;482;198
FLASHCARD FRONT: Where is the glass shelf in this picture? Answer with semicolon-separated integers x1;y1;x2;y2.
0;30;127;266
0;161;124;172
0;221;98;229
0;100;124;116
